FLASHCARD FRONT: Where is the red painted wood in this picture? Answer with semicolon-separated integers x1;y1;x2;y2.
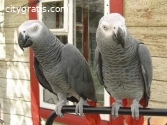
109;0;124;125
28;1;40;125
110;0;123;15
30;49;40;125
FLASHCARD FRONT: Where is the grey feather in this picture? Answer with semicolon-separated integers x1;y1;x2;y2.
61;44;97;102
138;43;152;107
33;56;54;94
94;47;104;85
34;55;79;102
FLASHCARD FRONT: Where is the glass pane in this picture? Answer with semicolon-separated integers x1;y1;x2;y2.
75;0;104;106
57;35;68;45
43;89;58;104
76;27;83;53
42;1;64;29
89;1;104;105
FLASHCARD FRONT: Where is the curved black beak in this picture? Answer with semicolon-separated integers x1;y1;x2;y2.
116;27;125;48
18;32;33;51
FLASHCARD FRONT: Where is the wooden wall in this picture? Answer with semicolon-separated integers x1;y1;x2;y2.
124;0;167;108
0;0;32;124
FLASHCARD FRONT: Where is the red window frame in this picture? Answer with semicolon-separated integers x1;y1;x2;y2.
29;0;123;125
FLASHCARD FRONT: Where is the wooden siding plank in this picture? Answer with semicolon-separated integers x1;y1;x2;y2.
3;113;32;125
0;78;30;101
148;101;167;108
150;80;167;103
1;28;20;44
3;12;28;28
5;0;29;7
124;0;167;26
2;98;31;117
0;43;29;62
128;27;167;58
152;57;167;81
0;61;30;80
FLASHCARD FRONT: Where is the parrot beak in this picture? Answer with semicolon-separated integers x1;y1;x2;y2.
18;32;33;51
116;27;125;48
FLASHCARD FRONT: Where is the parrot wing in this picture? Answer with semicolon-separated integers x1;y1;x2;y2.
61;44;97;102
34;56;79;103
94;47;104;85
138;43;152;107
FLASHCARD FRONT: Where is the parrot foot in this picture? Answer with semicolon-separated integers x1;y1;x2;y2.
111;100;122;119
75;98;88;116
131;99;143;119
55;100;66;117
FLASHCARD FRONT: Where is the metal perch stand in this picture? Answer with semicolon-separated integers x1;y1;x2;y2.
46;105;167;125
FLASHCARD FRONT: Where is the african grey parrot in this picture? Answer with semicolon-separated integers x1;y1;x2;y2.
95;13;152;119
18;20;97;117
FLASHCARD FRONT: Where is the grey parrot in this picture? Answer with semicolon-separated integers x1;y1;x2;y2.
95;13;152;119
18;20;97;117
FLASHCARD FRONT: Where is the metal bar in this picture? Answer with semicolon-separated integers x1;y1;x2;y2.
45;111;58;125
45;105;167;125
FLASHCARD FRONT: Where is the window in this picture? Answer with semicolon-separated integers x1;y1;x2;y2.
38;0;69;34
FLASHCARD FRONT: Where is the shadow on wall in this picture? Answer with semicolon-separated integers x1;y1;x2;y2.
0;0;32;124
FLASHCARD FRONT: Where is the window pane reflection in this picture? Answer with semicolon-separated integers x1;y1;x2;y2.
42;1;64;29
75;0;104;106
57;35;68;45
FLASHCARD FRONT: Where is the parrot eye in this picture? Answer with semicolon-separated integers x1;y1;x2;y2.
102;25;107;30
34;25;38;30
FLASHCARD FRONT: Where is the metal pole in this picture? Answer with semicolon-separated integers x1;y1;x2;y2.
45;105;167;125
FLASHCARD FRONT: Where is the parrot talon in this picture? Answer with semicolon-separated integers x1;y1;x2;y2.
131;100;143;119
111;100;122;119
55;100;66;117
75;103;84;116
75;98;88;116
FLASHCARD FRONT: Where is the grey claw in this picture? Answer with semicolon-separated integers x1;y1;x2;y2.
75;103;84;116
111;100;122;119
75;98;87;116
131;100;143;119
55;101;66;117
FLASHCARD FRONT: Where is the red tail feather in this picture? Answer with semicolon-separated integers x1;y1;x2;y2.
123;98;145;125
84;100;102;125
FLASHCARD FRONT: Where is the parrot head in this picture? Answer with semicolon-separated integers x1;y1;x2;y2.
18;20;51;51
96;13;126;48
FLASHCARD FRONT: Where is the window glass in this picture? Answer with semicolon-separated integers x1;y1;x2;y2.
42;1;64;29
43;89;58;104
76;28;83;53
75;0;104;106
57;35;68;45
